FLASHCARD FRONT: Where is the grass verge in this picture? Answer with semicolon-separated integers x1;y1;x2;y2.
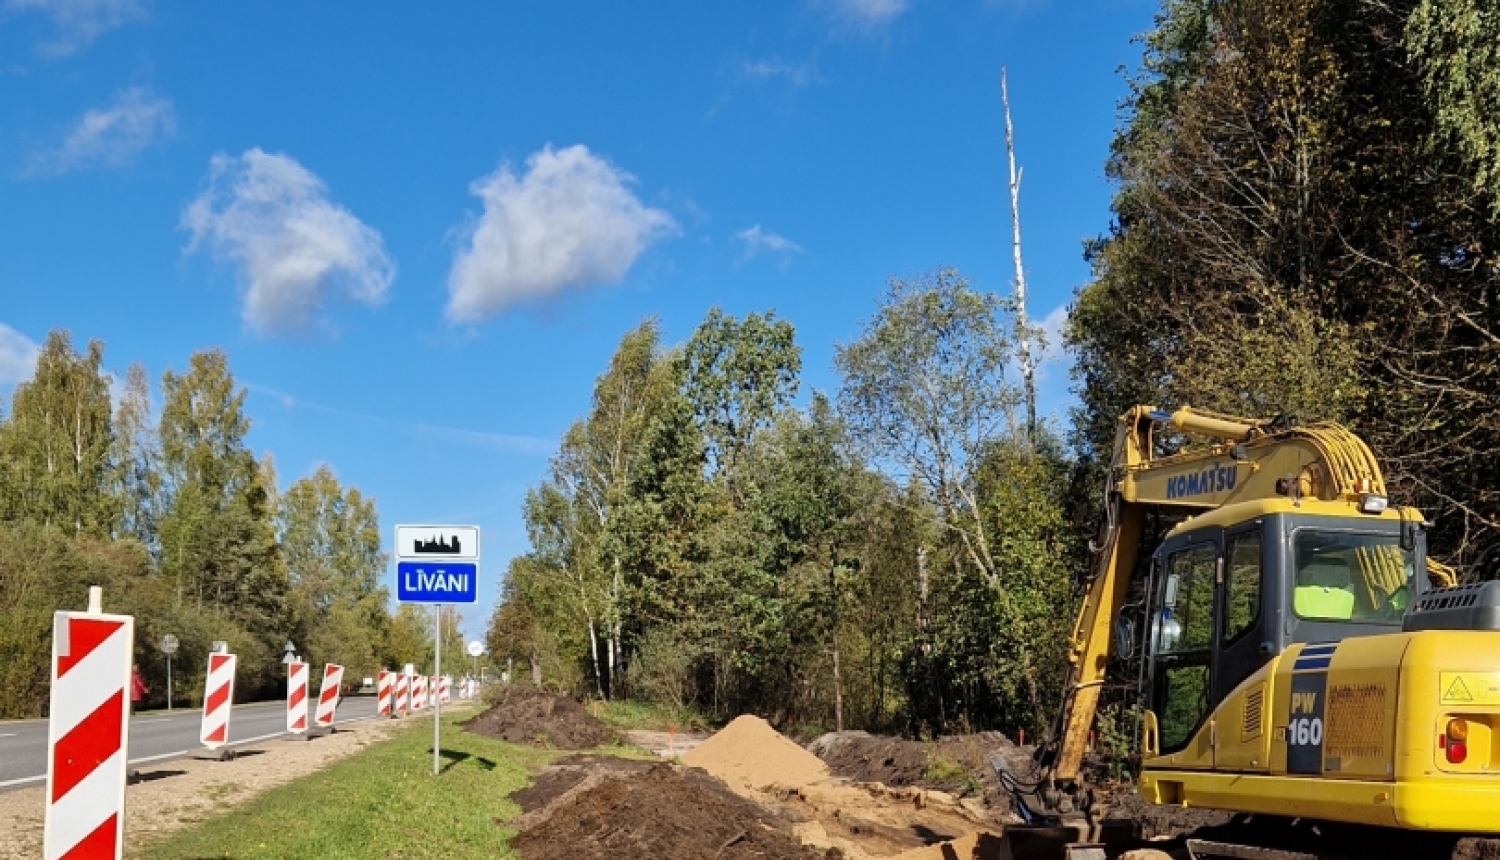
134;714;564;860
590;698;710;733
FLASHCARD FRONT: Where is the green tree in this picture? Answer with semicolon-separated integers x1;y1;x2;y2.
158;349;286;692
278;464;388;678
679;308;801;497
551;319;675;696
111;362;161;549
836;269;1021;585
0;330;117;537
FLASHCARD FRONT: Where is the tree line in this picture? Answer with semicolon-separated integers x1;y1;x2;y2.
0;333;431;718
487;272;1078;736
1071;0;1500;569
490;0;1500;738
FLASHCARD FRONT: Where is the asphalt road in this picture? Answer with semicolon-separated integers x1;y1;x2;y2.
0;695;385;791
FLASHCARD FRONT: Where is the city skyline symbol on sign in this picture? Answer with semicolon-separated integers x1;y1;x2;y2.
394;524;480;562
394;524;480;604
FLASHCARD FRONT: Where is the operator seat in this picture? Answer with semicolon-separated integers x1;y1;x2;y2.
1295;556;1356;620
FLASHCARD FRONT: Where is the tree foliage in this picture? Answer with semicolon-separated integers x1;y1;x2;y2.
494;290;1077;736
279;464;388;679
0;331;116;537
0;336;413;716
1071;0;1500;565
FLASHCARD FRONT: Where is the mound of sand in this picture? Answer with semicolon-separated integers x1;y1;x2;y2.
461;684;616;749
681;715;830;791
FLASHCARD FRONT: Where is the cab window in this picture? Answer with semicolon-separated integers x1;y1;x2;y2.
1293;530;1413;623
1161;544;1215;652
1223;530;1262;643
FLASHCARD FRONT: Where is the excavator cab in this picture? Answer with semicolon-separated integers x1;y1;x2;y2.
1138;502;1425;759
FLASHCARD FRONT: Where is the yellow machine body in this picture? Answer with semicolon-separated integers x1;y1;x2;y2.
1140;627;1500;831
1043;406;1500;835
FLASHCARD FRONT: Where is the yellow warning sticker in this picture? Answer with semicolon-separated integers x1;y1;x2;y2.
1439;672;1500;705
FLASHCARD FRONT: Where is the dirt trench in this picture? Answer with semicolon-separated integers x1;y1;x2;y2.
487;697;1500;860
498;710;1015;860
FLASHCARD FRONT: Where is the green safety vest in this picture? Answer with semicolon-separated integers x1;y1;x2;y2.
1294;585;1355;620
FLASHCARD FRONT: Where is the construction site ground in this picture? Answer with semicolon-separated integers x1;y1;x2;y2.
14;685;1500;859
485;687;1500;860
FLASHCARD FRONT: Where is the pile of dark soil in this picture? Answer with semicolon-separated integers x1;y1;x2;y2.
462;684;617;749
807;730;1024;812
511;758;835;860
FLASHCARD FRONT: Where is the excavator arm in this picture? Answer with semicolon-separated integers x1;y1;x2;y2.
1043;405;1453;793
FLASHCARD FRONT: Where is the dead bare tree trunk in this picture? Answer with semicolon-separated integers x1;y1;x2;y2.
829;561;844;732
1001;67;1036;440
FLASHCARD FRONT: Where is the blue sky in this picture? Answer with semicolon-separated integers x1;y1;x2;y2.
0;0;1156;641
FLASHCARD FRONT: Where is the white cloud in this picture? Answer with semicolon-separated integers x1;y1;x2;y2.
0;323;40;386
24;87;174;176
742;58;818;88
826;0;911;28
735;225;803;263
6;0;147;56
245;380;555;456
182;149;396;335
446;144;677;322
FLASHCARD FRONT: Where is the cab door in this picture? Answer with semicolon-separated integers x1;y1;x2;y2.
1213;523;1272;771
1148;531;1220;768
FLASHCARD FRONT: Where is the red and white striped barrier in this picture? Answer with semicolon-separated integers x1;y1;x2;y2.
412;674;427;710
286;661;308;734
200;652;237;749
314;663;344;728
377;670;394;716
394;671;409;716
44;593;134;860
430;676;439;706
439;675;451;704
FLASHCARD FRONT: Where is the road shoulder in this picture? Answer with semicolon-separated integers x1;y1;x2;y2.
0;716;404;859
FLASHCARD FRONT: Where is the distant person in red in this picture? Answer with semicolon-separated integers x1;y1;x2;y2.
130;666;148;714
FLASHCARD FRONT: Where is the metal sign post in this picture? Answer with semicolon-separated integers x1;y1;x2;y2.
433;607;441;776
394;524;479;777
467;640;483;683
160;634;179;712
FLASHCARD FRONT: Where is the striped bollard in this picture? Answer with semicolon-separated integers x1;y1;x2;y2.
440;676;451;704
199;651;237;758
430;676;440;707
377;670;394;716
412;674;426;710
286;661;308;734
44;586;134;860
314;664;344;729
394;671;410;717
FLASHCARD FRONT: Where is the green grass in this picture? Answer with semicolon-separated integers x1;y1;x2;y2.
590;698;710;733
134;715;569;860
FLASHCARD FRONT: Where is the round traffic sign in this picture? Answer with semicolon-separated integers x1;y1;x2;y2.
466;641;484;657
160;634;179;654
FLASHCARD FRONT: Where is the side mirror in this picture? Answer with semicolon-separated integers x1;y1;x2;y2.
1114;617;1136;660
1163;573;1180;608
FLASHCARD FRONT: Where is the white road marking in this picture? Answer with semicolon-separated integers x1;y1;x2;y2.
0;708;384;790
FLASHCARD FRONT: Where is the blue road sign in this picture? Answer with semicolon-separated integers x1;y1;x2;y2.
397;561;479;604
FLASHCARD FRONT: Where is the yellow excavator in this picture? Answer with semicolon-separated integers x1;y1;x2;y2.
1025;406;1500;856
